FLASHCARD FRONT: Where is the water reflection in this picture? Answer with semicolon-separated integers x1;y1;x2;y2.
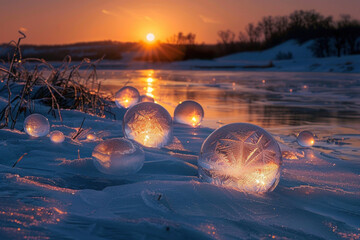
100;70;360;129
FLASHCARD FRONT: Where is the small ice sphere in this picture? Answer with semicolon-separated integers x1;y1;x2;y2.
123;102;172;148
92;138;145;175
198;123;282;193
87;133;97;141
24;113;50;137
174;100;204;127
297;131;315;147
49;130;65;143
139;95;154;103
115;86;140;109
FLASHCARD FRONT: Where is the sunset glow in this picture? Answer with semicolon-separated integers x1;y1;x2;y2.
1;0;360;44
146;33;155;42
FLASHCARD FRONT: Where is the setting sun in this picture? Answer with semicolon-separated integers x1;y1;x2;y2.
146;33;155;42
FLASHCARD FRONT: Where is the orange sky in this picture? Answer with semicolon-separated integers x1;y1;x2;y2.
1;0;360;44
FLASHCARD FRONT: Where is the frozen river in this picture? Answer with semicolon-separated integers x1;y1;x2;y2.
0;69;359;239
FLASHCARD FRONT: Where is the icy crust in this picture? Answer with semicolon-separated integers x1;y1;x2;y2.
199;123;282;193
0;74;360;239
123;102;172;148
0;107;359;240
92;138;145;175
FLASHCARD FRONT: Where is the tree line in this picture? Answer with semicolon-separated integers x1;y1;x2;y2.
170;10;360;59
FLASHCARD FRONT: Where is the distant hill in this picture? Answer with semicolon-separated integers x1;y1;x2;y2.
0;41;139;61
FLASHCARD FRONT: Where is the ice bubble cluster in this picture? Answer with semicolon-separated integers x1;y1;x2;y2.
140;95;154;103
198;123;282;193
297;131;315;147
174;100;204;127
24;113;50;137
123;102;172;148
115;86;140;109
92;138;144;175
49;130;65;143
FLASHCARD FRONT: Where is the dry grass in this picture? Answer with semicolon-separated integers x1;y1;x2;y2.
0;32;114;129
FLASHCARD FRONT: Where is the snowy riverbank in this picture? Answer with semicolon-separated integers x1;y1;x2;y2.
0;69;359;239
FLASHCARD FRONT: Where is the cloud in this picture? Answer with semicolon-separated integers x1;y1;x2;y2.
102;9;117;17
118;7;154;22
199;14;220;24
144;16;153;22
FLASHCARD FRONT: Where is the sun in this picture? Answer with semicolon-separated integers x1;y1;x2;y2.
146;33;155;42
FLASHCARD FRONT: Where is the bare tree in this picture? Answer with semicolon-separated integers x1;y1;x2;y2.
166;32;196;45
245;23;261;43
217;30;236;45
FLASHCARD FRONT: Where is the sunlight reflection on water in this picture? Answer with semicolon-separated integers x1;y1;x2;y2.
100;69;360;129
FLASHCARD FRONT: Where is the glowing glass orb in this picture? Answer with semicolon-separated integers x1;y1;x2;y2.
92;138;144;175
174;100;204;127
115;86;140;109
123;102;172;148
87;133;97;141
297;131;315;147
49;130;65;143
23;113;50;137
198;123;282;193
140;95;154;103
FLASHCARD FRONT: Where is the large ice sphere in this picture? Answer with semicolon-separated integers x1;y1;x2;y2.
115;86;140;109
92;138;145;175
297;131;315;147
140;95;154;103
198;123;282;193
123;102;172;148
49;130;65;143
24;113;50;137
174;100;204;127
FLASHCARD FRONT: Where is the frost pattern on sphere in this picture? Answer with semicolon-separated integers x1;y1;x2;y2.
174;100;204;127
297;131;315;147
123;102;172;148
92;138;145;175
115;86;140;109
24;113;50;137
49;130;65;143
198;123;282;193
140;95;154;103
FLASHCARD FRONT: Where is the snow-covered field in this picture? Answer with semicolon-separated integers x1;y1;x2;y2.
0;69;359;239
88;40;360;73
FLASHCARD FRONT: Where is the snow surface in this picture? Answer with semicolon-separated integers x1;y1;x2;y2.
0;70;359;239
165;40;360;73
3;40;360;73
75;40;360;73
218;40;314;61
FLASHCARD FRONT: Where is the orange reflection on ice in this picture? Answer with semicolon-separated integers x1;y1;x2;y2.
9;174;77;194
